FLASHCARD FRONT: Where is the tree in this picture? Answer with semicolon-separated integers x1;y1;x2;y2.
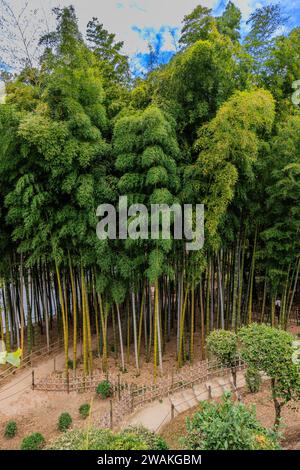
264;28;300;116
179;5;215;48
216;1;241;42
244;4;288;74
39;5;83;57
183;393;281;450
86;18;130;84
206;330;238;386
260;116;300;326
239;323;300;427
113;105;180;377
0;0;47;72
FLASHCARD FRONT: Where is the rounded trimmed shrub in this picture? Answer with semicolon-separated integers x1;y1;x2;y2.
58;412;72;432
245;367;262;393
67;358;76;369
79;403;90;419
4;420;17;439
21;432;46;450
96;380;112;399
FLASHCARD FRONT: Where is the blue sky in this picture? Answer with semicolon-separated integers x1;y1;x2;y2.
5;1;300;75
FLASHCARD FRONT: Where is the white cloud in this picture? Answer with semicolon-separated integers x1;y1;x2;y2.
8;0;216;55
1;0;297;58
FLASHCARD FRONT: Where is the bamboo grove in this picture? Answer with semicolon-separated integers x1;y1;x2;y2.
0;3;300;379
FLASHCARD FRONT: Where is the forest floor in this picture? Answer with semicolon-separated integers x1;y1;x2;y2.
160;381;300;450
0;324;299;450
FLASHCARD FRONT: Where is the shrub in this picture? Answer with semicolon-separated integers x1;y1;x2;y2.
123;426;169;450
206;330;239;386
47;427;166;451
96;380;112;399
67;358;76;369
239;323;300;426
109;432;148;450
4;420;17;439
47;428;150;450
58;412;72;432
183;393;281;450
79;403;90;419
245;367;261;393
21;432;46;450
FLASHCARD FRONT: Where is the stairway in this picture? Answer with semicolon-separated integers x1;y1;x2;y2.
169;373;242;417
125;369;248;432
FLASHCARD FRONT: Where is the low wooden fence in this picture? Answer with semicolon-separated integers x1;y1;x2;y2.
35;370;131;395
98;358;246;429
0;339;63;386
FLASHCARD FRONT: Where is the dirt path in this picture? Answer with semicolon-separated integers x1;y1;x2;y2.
0;340;110;450
0;343;74;416
123;371;247;432
1;325;299;449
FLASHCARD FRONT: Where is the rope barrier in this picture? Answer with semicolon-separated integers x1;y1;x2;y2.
0;372;32;393
0;384;30;402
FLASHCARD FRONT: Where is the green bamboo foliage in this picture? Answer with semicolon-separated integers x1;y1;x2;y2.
0;4;299;377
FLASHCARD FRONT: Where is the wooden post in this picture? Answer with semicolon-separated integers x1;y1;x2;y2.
171;403;175;420
208;385;212;399
109;399;113;429
53;357;56;372
32;370;35;390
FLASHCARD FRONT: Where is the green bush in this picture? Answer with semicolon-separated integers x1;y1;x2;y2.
123;426;169;450
58;412;72;432
109;432;148;450
4;420;17;439
183;393;281;450
245;367;262;393
67;358;76;369
79;403;90;419
96;380;112;399
21;432;46;450
47;428;151;450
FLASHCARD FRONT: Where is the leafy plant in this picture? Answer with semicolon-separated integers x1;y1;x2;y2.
122;426;169;450
245;367;262;393
21;432;46;450
47;427;157;450
4;420;17;439
58;412;72;432
206;330;239;386
67;358;76;369
96;380;112;399
79;403;90;419
239;323;300;426
183;393;281;450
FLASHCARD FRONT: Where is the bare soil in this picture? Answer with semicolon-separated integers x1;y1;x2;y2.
0;324;299;450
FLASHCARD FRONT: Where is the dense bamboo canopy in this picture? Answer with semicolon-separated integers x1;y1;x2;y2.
0;3;299;377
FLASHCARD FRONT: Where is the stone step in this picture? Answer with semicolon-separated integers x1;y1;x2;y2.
193;383;209;402
182;388;198;408
217;375;232;393
236;371;246;388
229;371;246;389
170;391;190;414
205;379;224;398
